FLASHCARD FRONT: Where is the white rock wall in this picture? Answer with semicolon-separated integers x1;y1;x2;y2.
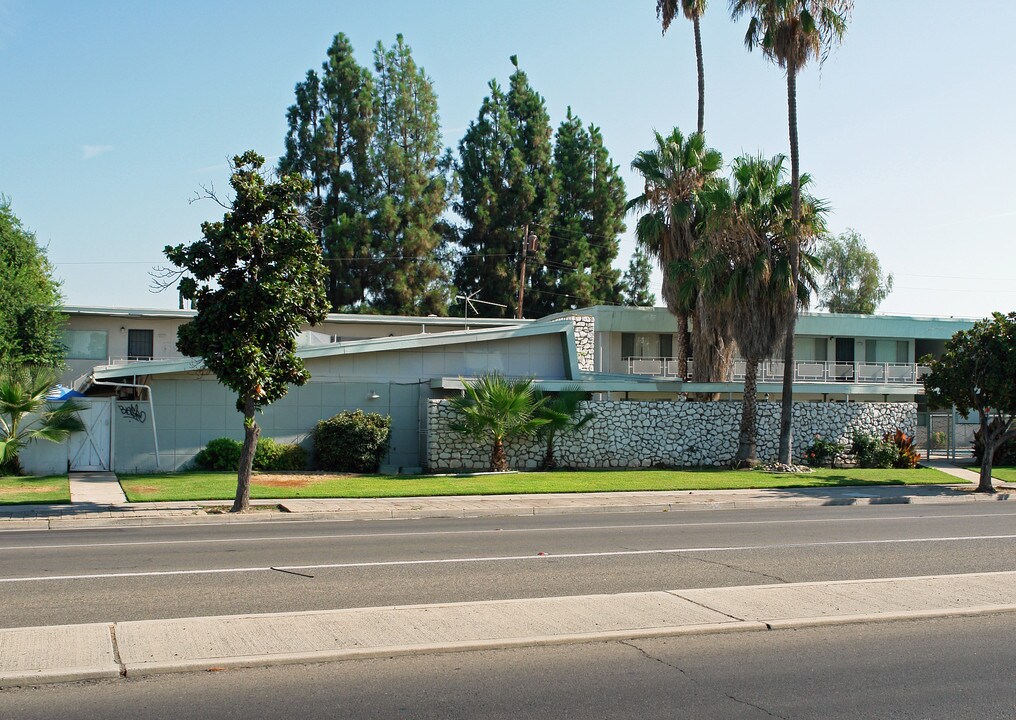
570;316;595;372
426;399;916;470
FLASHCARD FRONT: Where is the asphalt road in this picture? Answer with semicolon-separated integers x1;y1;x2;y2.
2;502;1015;628
3;612;1014;719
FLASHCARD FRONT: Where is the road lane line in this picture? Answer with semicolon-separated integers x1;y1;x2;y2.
3;532;1016;583
2;511;1015;551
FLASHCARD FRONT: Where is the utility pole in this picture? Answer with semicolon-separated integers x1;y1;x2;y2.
515;225;538;319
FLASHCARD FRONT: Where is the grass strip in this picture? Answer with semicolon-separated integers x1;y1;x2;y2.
0;475;71;505
119;467;957;503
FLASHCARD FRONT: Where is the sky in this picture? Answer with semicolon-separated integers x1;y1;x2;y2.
2;0;1015;319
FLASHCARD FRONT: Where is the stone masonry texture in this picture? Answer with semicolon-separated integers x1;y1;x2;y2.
426;399;917;470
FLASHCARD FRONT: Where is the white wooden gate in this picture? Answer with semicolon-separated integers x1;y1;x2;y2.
68;398;112;471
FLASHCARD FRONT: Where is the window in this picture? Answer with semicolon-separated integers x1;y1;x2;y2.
127;329;154;360
659;334;673;359
814;338;828;362
896;340;909;364
620;333;661;358
62;330;108;359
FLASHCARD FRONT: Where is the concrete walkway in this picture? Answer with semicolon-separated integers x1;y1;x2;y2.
68;472;127;504
3;570;1015;687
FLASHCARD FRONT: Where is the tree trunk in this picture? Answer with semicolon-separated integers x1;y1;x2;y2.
693;15;705;135
692;295;735;400
491;437;508;473
977;416;997;493
735;358;760;467
542;433;557;471
232;396;259;512
676;312;689;380
778;65;801;465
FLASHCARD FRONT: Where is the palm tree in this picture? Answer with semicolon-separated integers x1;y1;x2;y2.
533;388;596;470
627;128;726;383
0;366;85;475
447;373;548;472
657;0;709;134
729;0;853;463
699;155;825;465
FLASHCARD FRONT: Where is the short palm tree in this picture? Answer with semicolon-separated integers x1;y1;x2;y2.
0;365;85;475
533;388;596;470
700;154;825;465
657;0;709;134
447;373;548;472
730;0;853;463
628;128;726;382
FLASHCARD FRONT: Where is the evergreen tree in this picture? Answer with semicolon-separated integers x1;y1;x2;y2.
279;33;376;311
622;248;656;306
545;110;626;310
369;35;450;315
0;199;65;368
454;57;557;318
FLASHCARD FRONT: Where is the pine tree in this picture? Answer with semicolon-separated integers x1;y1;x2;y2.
369;35;450;315
546;110;626;310
279;33;376;311
454;57;557;318
622;249;656;306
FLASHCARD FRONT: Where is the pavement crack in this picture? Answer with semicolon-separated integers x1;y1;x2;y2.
620;640;789;719
108;624;127;678
271;567;315;578
683;554;790;584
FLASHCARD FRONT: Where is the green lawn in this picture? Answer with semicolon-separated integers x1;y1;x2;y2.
118;467;958;503
969;466;1016;483
0;475;70;505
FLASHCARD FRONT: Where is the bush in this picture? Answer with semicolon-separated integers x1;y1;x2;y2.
194;436;307;471
804;437;845;468
850;431;898;469
972;418;1016;466
314;410;391;473
194;437;243;470
931;431;947;450
885;429;920;469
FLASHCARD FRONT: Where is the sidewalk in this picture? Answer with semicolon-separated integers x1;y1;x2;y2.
2;463;1011;529
4;571;1015;687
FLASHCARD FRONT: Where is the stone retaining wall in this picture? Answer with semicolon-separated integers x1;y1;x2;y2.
426;399;916;470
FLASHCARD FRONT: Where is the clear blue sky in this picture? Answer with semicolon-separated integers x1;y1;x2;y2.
2;0;1014;318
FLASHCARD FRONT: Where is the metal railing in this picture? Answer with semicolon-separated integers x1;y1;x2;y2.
625;357;929;385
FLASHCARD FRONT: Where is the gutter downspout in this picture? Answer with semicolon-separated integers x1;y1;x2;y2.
89;379;161;470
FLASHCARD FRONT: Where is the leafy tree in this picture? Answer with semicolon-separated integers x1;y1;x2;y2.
816;229;893;314
0;366;84;476
657;0;709;134
279;33;376;311
447;373;548;472
165;151;329;512
455;57;558;318
0;199;66;367
369;35;451;315
731;0;853;463
622;248;656;306
700;155;825;465
546;109;626;309
533;388;595;470
923;312;1016;493
628;128;728;383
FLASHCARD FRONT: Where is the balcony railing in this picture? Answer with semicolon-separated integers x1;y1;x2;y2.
625;358;930;385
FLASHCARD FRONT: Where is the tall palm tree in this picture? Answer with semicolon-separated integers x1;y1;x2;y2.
729;0;853;463
533;388;596;470
627;128;725;382
447;373;548;472
0;366;85;475
699;155;825;465
657;0;709;134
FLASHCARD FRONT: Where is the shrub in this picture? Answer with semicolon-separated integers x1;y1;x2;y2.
931;431;947;450
884;429;920;469
194;437;243;470
195;436;307;471
850;431;897;469
804;437;845;468
972;418;1016;466
314;410;391;473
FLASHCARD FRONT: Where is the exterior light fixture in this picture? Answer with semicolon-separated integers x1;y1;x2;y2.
368;390;380;400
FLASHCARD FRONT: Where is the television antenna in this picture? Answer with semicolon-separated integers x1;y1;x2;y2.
455;292;507;330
